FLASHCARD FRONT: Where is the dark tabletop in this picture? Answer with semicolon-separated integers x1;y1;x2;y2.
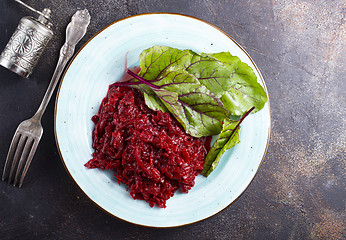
0;0;345;239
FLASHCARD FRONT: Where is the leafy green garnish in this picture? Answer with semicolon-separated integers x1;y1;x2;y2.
211;52;267;115
202;107;254;176
139;46;193;80
127;68;229;137
138;46;267;116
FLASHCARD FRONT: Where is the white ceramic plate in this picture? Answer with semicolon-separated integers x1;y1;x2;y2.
55;13;270;227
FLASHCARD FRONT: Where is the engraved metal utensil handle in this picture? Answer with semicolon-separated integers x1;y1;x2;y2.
32;9;91;122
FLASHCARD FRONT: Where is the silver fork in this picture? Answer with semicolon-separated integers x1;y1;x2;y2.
2;9;91;187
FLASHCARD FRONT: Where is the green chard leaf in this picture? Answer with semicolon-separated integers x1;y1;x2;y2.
202;119;241;177
150;88;181;118
202;107;255;177
117;46;267;138
210;52;267;115
155;67;229;137
186;52;235;98
137;46;267;116
139;45;193;80
209;52;240;65
127;68;230;137
143;91;170;112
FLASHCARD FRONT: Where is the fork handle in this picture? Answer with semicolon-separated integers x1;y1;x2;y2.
32;44;74;121
32;10;90;122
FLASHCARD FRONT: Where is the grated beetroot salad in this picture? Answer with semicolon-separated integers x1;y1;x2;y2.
85;85;207;208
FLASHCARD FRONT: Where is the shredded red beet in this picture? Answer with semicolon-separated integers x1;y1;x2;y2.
85;86;207;208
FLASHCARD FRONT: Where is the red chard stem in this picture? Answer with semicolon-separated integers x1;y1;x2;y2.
126;69;160;90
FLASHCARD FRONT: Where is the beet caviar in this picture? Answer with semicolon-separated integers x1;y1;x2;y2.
85;86;207;208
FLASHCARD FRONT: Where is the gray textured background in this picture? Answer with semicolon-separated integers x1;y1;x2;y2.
0;0;345;239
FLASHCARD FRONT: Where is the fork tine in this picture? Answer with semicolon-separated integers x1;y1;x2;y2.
2;132;22;181
2;132;21;181
18;139;40;188
13;138;34;186
7;134;27;184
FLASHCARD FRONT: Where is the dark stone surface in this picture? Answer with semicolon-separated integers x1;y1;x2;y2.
0;0;344;239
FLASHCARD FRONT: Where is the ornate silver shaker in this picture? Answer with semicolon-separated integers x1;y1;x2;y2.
0;0;54;78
